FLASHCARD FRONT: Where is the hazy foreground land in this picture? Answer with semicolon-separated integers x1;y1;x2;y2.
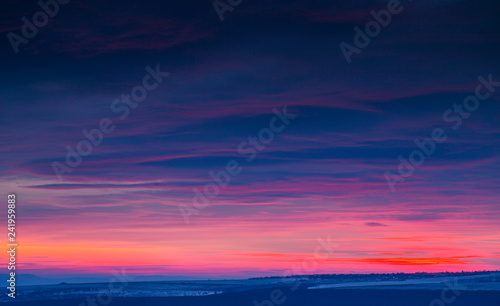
4;271;500;305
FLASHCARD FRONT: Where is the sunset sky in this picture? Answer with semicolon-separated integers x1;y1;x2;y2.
1;0;499;279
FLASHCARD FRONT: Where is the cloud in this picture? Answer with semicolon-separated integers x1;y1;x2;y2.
365;222;388;227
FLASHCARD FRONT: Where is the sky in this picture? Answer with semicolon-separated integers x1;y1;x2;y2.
0;0;500;279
